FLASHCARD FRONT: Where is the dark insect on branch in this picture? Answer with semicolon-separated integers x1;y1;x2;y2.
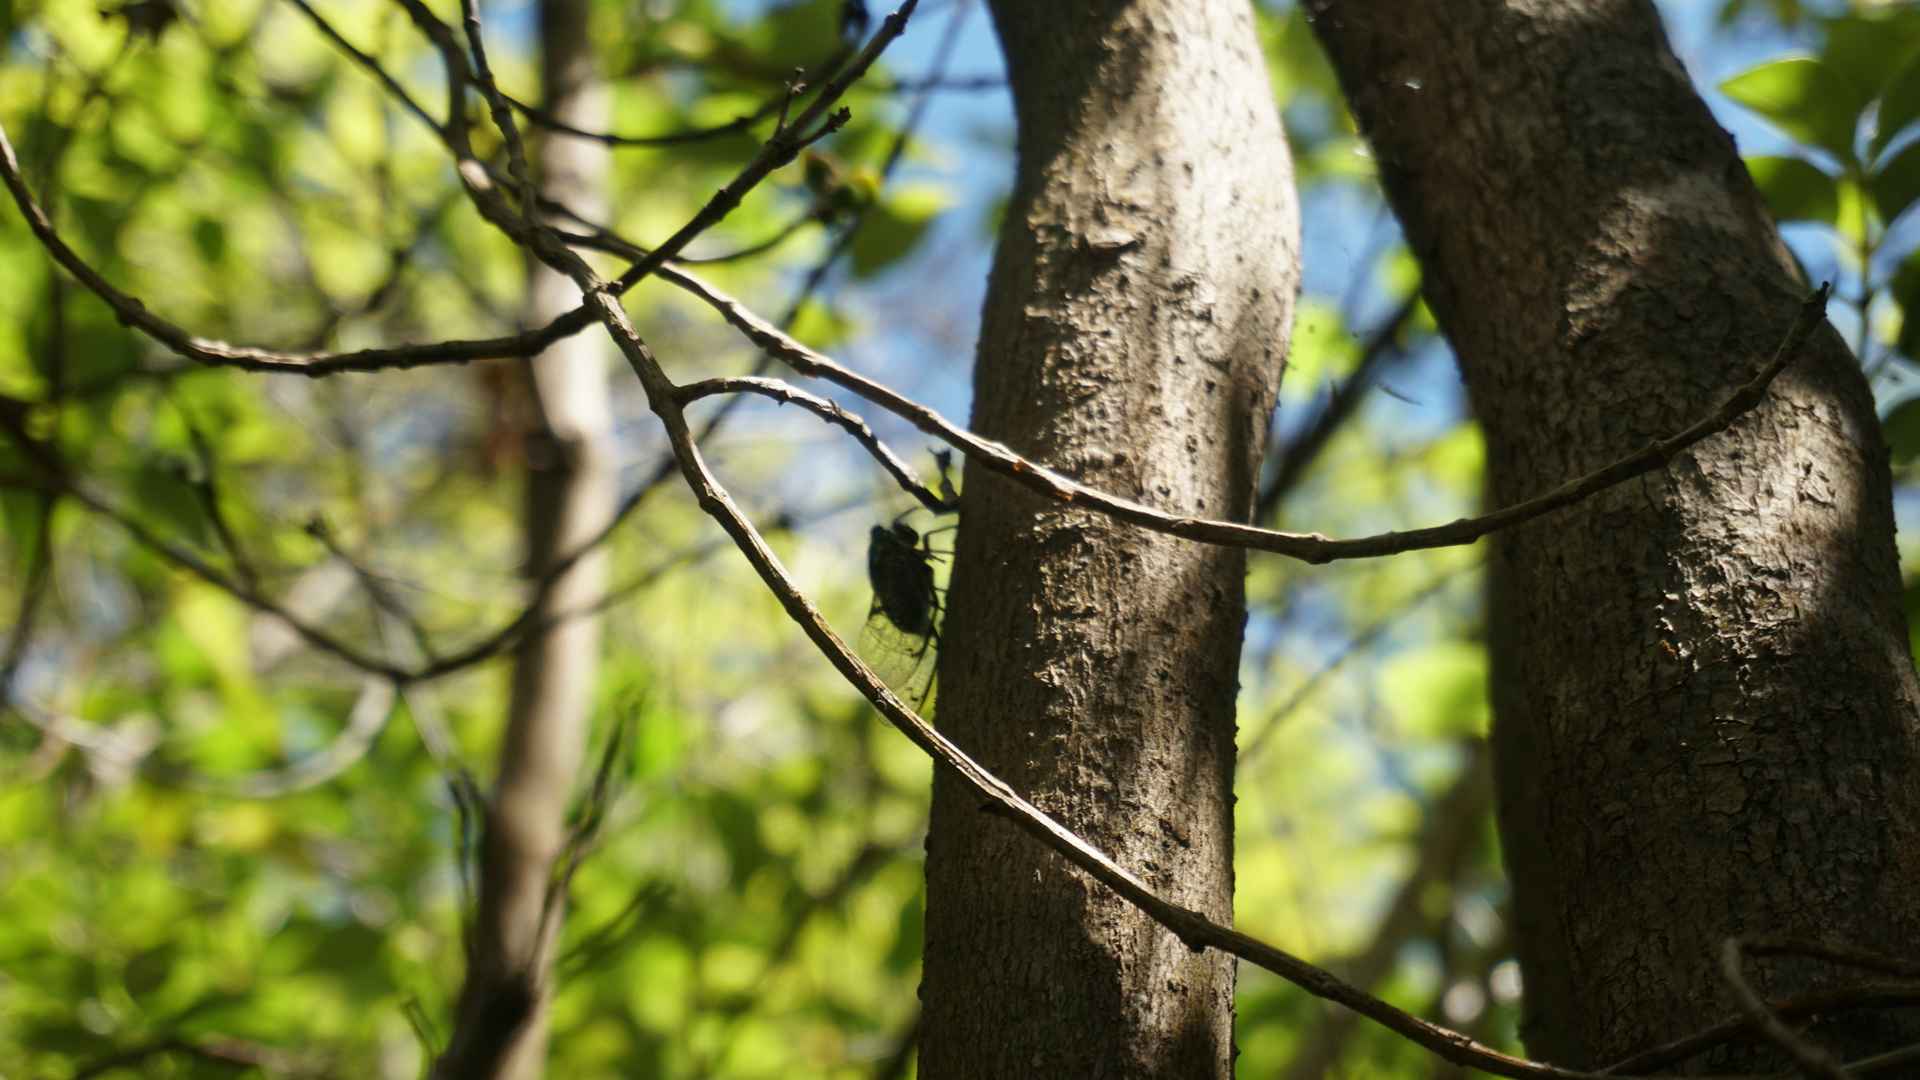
861;503;954;710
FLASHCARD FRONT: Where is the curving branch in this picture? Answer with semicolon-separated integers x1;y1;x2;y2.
444;21;1920;1071
658;264;1835;564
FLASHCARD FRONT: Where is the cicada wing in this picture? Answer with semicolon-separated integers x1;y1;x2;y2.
856;602;939;713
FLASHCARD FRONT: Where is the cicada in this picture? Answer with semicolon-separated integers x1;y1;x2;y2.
859;513;950;710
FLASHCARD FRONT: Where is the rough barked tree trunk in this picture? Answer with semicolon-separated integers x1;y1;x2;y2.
1310;0;1920;1068
919;2;1298;1076
436;0;613;1075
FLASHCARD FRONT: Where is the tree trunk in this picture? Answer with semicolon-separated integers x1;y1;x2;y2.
918;2;1298;1076
1310;1;1920;1068
436;1;614;1075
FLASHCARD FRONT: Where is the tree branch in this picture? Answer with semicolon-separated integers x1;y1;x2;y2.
659;264;1834;564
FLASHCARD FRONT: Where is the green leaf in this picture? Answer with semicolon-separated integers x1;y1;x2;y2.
1819;14;1920;101
1894;251;1920;360
788;297;855;347
64;194;126;259
0;490;46;575
130;459;212;547
1380;641;1489;740
1870;139;1920;225
1872;53;1920;156
1721;57;1869;163
755;0;844;73
1745;155;1839;223
190;217;227;264
1880;395;1920;464
884;885;922;974
123;942;176;999
848;187;947;278
1282;298;1357;389
1905;575;1920;662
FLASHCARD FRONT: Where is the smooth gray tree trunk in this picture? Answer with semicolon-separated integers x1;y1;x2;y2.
1310;1;1920;1068
919;2;1299;1076
436;0;614;1074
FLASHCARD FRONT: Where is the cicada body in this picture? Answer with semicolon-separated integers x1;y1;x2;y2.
859;516;948;709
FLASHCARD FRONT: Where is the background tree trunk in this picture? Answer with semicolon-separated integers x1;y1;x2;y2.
437;1;614;1075
918;2;1298;1076
1310;0;1920;1067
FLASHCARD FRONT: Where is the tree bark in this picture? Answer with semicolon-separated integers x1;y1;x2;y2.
918;2;1298;1076
1309;1;1920;1068
436;1;614;1075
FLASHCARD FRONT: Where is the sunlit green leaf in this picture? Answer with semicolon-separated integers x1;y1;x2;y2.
849;186;947;278
123;942;177;999
1894;251;1920;359
130;458;211;547
190;216;227;264
1881;395;1920;463
1818;13;1920;100
1870;138;1920;224
1380;641;1489;740
1873;53;1920;156
1746;155;1839;223
1721;56;1869;163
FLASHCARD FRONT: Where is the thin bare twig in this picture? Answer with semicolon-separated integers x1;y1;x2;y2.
11;8;1888;1079
1279;741;1492;1080
173;398;260;590
1838;1041;1920;1076
62;483;408;678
